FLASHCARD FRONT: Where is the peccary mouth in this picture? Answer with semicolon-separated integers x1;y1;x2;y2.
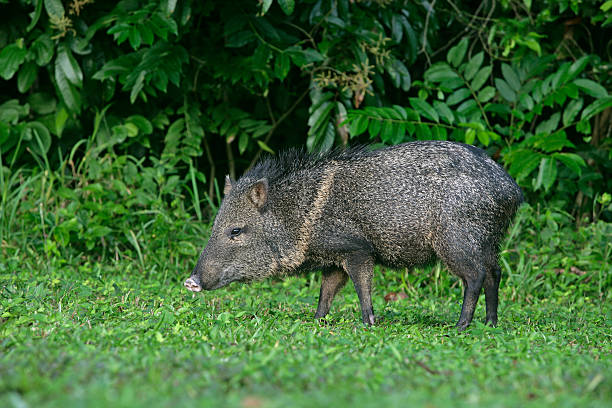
184;276;202;292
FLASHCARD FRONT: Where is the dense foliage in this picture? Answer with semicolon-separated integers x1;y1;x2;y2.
1;0;611;230
1;2;611;407
1;192;611;406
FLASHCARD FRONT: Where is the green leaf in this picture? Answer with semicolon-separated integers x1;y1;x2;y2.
415;124;432;140
56;46;83;88
534;157;557;192
471;66;492;91
17;62;38;93
476;130;490;146
225;31;255;48
163;0;178;14
387;61;411;90
508;149;542;181
274;53;290;80
409;98;438;122
0;44;28;80
392;123;406;144
501;64;521;92
535;112;561;135
349;114;369;136
424;63;459;82
458;122;485;132
576;119;591;134
286;46;324;67
495;78;517;103
391;15;403;43
553;152;586;175
307;121;334;152
551;63;570;90
27;0;43;32
130;71;146;103
0;99;29;123
380;121;394;143
238;133;249;154
463;52;484;81
456;100;477;116
392;105;408;120
580;96;612;120
573;79;608;98
129;26;142;49
522;38;541;56
518;93;534;111
433;101;454;124
447;88;471;106
464;128;475;144
447;37;468;68
261;0;273;15
394;60;411;91
44;0;64;18
127;115;153;135
400;17;418;63
28;92;56;115
54;58;81;113
308;101;333;131
31;34;54;66
567;56;590;80
278;0;295;15
439;77;464;90
368;119;382;138
139;25;154;46
55;107;68;137
88;225;113;238
0;122;9;147
24;121;51;156
477;86;496;103
532;131;574;152
562;98;583;126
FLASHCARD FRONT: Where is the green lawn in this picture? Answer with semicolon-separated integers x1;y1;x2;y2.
1;235;610;407
1;205;611;407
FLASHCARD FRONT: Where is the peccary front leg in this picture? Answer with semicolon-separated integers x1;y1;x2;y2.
314;269;348;320
343;254;375;325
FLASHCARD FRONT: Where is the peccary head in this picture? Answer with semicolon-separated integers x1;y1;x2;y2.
184;175;284;292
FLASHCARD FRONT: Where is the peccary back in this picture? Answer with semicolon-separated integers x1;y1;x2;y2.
185;141;523;329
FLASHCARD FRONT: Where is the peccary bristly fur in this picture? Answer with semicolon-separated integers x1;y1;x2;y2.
184;141;523;330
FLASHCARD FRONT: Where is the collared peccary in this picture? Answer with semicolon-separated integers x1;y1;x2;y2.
184;141;523;330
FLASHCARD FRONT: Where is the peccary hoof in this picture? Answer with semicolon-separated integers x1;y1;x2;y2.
455;321;470;332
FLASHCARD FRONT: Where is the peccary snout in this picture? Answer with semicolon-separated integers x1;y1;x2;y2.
184;275;202;292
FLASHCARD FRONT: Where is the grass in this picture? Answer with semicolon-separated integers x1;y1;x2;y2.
0;152;611;407
1;225;611;407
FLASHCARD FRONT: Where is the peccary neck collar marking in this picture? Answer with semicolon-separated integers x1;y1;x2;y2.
276;163;337;272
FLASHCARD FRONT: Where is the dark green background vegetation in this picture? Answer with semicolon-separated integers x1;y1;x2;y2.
1;1;611;407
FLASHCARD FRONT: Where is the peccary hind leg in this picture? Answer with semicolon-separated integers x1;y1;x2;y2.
456;270;485;331
483;264;501;326
437;228;488;330
441;249;486;330
314;269;348;319
343;254;375;325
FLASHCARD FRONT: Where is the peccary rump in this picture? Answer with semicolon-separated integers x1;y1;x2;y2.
185;141;523;329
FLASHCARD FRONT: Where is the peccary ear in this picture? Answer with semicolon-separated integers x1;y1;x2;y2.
223;175;234;196
248;178;268;209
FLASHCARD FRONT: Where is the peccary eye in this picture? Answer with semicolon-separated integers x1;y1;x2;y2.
230;228;242;237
